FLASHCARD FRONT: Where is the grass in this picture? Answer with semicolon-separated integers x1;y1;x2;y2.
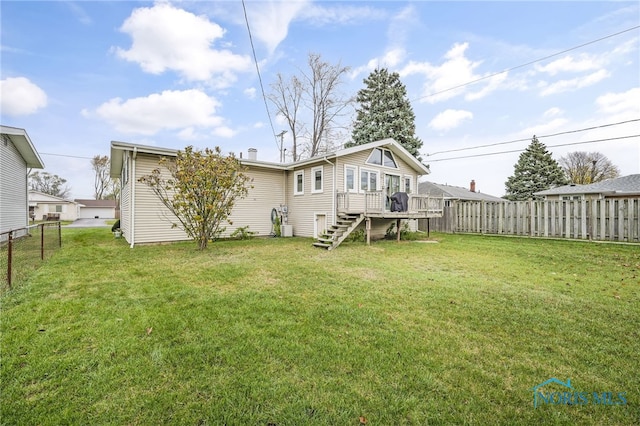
1;229;638;425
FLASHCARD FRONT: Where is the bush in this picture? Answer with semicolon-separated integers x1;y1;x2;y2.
230;226;256;240
111;220;120;232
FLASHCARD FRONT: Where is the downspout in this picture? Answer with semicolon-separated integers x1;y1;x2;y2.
323;157;335;226
129;147;137;248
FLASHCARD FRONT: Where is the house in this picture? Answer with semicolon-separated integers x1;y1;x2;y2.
534;174;640;200
28;191;80;221
74;199;118;219
418;180;505;205
1;126;45;237
110;138;444;249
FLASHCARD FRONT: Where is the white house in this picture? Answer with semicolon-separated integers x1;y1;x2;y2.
110;139;444;249
74;199;118;219
1;126;44;237
28;191;81;222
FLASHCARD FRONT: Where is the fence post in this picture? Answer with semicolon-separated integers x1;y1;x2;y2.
40;223;45;260
58;221;62;247
7;230;13;289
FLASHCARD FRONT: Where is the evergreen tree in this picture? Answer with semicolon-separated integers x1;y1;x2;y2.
347;68;423;160
505;136;568;200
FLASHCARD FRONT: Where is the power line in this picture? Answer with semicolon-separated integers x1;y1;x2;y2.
241;0;279;152
40;152;94;160
412;25;640;102
427;119;640;156
425;134;640;162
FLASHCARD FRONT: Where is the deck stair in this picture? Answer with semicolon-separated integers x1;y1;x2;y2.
312;213;365;250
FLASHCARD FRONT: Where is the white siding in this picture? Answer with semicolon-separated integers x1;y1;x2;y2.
285;161;335;237
0;135;28;234
133;153;189;244
119;152;131;242
227;167;285;237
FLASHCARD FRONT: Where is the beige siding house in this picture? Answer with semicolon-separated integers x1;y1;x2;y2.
110;139;443;248
29;191;80;221
1;126;44;237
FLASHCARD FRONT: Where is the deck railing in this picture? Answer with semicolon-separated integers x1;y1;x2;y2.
337;192;444;215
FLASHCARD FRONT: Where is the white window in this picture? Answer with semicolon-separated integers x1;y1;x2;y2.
366;148;398;168
360;169;379;192
312;166;323;193
404;176;413;194
294;170;304;195
344;165;357;193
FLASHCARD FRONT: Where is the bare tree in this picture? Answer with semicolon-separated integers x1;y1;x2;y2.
29;171;71;198
91;155;111;199
268;73;304;161
268;53;352;161
559;151;621;184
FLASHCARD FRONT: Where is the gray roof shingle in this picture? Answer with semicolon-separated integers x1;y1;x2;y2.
535;174;640;196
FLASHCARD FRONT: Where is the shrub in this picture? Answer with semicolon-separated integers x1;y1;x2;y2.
111;220;120;232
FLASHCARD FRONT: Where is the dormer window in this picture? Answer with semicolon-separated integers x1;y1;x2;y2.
366;148;397;168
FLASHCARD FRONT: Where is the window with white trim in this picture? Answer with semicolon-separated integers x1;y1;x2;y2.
312;166;323;193
360;169;379;192
366;148;398;168
404;176;413;194
344;165;357;193
294;170;304;195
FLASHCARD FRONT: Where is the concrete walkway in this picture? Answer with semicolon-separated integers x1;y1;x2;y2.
65;218;111;228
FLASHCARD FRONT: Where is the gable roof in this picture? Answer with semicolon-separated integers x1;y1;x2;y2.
74;199;117;208
28;190;77;204
1;125;45;168
418;181;504;202
110;138;430;176
534;174;640;196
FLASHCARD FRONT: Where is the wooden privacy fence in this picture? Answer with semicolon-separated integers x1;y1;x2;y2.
451;198;639;242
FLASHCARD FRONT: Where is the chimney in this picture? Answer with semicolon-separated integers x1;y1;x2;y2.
470;179;476;193
248;148;257;161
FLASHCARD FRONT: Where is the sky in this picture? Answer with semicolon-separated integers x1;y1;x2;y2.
1;0;639;199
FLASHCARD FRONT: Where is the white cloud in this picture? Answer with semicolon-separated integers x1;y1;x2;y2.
543;107;564;117
539;69;610;96
302;3;386;26
535;54;603;76
90;89;224;135
596;87;640;116
244;87;257;99
245;0;309;54
519;118;569;137
401;42;501;104
0;77;47;116
428;109;473;132
212;126;235;138
350;48;407;80
114;3;250;84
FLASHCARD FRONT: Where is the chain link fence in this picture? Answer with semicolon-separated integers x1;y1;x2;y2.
1;222;62;290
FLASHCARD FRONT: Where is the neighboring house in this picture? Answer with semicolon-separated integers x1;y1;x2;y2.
28;191;80;221
534;174;640;200
74;199;117;219
418;180;505;205
1;126;45;237
110;138;444;249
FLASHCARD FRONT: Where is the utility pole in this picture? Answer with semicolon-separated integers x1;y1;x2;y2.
276;130;287;163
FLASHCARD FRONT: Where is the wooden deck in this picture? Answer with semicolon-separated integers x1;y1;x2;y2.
337;191;445;219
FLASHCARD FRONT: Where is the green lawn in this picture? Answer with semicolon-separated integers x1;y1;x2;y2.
1;229;638;425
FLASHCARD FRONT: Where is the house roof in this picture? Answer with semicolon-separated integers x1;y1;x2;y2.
28;190;77;204
418;181;504;202
534;174;640;196
110;138;430;176
1;125;45;168
74;199;117;208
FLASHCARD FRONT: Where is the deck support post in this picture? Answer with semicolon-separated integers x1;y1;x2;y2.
366;217;371;245
396;219;401;242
